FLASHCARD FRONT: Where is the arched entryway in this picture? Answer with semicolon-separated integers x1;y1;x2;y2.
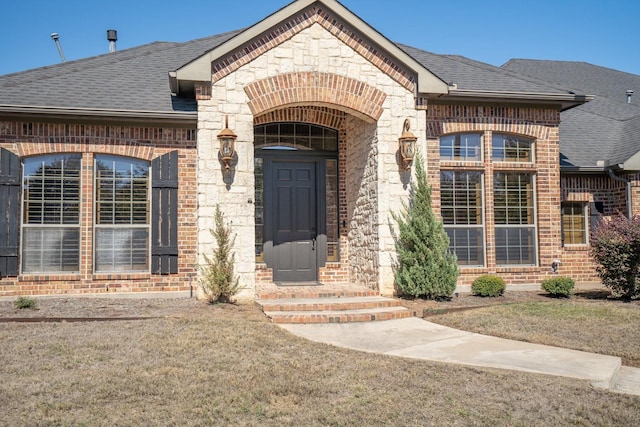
254;122;339;283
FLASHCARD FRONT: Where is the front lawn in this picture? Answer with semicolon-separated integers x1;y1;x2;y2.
0;298;639;426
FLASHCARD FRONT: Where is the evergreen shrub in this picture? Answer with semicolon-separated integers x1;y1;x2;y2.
392;153;459;299
541;276;575;297
471;275;506;297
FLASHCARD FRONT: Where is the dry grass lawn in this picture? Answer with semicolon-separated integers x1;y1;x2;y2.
0;297;639;426
424;293;640;368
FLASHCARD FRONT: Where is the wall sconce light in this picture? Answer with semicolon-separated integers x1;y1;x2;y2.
551;259;561;273
217;115;237;170
399;118;417;170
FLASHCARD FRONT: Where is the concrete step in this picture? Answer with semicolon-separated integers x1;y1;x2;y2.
261;306;416;324
257;296;404;312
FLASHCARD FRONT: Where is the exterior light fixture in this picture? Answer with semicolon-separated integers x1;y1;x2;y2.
217;115;237;170
399;118;417;170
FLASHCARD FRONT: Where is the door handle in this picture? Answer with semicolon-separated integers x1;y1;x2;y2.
312;236;316;251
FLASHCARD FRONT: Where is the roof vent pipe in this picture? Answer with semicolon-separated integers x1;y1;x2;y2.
627;90;634;104
50;33;66;62
107;29;117;53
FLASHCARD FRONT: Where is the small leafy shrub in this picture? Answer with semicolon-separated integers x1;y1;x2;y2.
200;205;242;303
14;296;36;310
541;276;575;297
590;214;640;300
392;152;459;299
471;275;506;297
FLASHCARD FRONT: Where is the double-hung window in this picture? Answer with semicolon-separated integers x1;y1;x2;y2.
21;154;81;273
94;155;150;273
440;171;484;266
493;172;536;265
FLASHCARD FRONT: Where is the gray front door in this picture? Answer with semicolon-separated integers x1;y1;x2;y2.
271;161;317;282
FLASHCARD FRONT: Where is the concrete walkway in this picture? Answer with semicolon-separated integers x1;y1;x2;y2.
280;317;640;396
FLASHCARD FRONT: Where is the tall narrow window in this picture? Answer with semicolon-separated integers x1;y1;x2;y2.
22;154;81;273
440;133;482;161
441;171;484;266
254;157;264;262
94;155;150;272
562;202;587;245
326;159;339;262
492;134;533;162
494;172;537;265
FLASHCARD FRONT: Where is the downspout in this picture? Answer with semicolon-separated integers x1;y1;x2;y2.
608;169;632;218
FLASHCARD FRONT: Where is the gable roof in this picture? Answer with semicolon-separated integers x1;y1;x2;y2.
171;0;449;97
503;60;640;170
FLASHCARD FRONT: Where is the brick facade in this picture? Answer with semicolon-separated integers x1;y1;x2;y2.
0;120;198;296
1;4;621;299
426;103;565;286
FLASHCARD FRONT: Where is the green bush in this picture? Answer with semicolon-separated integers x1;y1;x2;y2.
541;276;575;297
471;275;506;297
392;152;459;299
14;296;36;310
200;205;242;303
590;214;640;300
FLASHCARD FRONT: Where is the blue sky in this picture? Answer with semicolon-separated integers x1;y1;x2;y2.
1;0;639;76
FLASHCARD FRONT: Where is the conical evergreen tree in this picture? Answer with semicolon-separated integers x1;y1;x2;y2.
200;204;241;303
392;152;459;298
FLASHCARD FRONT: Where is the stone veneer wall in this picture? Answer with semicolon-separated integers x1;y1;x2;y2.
0;120;198;296
197;21;419;297
345;116;379;289
426;104;564;286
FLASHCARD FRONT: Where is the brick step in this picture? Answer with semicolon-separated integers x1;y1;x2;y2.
255;288;379;300
262;306;416;324
257;296;404;312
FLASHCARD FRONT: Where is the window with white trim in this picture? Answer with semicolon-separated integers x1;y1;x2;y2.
492;134;533;162
440;133;482;161
94;155;150;273
21;154;81;273
494;172;537;265
440;171;485;266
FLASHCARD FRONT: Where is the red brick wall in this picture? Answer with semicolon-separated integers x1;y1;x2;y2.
559;174;628;282
426;103;567;286
0;119;198;296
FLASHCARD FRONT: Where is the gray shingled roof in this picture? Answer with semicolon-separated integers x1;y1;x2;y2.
503;60;640;168
399;45;572;95
1;25;581;118
0;31;240;114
